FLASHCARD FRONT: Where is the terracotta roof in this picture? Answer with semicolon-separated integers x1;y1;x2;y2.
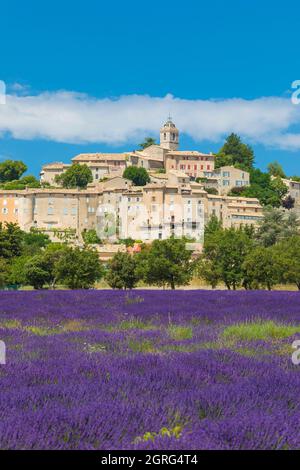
42;162;71;170
166;151;214;157
72;153;128;162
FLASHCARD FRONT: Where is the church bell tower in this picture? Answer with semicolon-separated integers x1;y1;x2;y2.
160;116;179;150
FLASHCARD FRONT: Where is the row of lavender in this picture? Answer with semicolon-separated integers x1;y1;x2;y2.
0;290;300;449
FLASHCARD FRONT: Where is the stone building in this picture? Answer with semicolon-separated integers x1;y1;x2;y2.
40;162;71;185
201;166;250;195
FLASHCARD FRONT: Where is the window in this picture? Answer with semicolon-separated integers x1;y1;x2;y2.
223;171;230;177
2;207;8;214
71;207;77;216
223;180;230;186
47;207;54;215
63;208;68;215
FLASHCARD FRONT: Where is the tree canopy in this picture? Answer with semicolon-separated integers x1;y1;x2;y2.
106;252;139;289
267;161;286;178
82;229;101;245
55;164;93;188
0;160;27;183
255;208;299;247
215;133;254;171
139;137;156;149
54;246;104;289
137;238;194;289
230;168;288;207
123;166;150;186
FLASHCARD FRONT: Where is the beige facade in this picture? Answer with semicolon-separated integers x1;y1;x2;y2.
98;172;207;243
40;162;71;185
202;166;250;195
72;153;128;181
206;194;263;228
165;151;215;178
0;180;263;245
41;154;128;186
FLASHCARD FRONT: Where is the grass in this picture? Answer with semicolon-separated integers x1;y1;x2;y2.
222;321;300;341
110;319;156;331
24;325;61;336
128;339;157;353
167;325;193;341
0;319;22;329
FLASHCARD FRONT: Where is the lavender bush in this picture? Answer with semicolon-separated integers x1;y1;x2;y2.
0;290;300;449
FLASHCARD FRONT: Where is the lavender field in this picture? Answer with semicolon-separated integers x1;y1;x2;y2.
1;290;300;450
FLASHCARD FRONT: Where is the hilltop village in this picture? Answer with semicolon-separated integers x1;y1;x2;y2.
0;118;273;258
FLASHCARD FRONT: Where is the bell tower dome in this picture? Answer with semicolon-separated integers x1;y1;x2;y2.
160;116;179;150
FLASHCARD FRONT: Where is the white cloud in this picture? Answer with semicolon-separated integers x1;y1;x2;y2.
0;89;300;150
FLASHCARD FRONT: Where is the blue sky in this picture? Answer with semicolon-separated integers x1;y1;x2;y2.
0;0;300;176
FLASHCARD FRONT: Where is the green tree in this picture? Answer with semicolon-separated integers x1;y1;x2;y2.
274;236;300;289
267;161;286;178
21;228;51;256
24;255;53;289
139;137;156;149
55;246;104;289
204;214;222;239
55;164;93;188
106;252;139;289
205;187;218;195
137;238;193;289
0;160;27;183
82;229;101;245
201;227;253;290
0;258;9;288
215;134;254;171
2;175;41;190
123;166;150;186
269;176;288;201
40;243;69;288
195;256;220;289
233;169;288;207
9;255;31;286
242;246;280;290
0;223;23;259
256;208;300;247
